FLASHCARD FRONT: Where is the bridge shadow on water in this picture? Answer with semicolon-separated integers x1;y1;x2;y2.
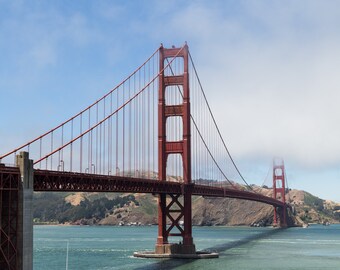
133;228;285;270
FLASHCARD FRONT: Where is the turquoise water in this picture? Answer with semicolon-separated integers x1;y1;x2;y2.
34;225;340;270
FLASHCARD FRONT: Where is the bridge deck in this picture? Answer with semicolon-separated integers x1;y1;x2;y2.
0;166;285;208
33;169;285;208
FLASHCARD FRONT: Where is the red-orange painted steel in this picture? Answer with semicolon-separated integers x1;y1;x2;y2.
157;44;194;247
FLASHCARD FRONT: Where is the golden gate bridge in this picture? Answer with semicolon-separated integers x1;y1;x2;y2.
0;44;289;269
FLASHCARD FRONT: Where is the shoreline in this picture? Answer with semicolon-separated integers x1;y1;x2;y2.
33;222;340;227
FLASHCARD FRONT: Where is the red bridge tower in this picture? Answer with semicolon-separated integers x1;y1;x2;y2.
156;44;196;254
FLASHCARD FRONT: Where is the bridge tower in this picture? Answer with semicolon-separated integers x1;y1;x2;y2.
156;44;196;255
0;152;33;270
273;159;287;227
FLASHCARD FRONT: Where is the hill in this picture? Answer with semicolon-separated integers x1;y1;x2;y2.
33;187;340;226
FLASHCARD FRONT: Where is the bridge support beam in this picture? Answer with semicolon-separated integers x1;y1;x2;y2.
16;152;33;270
0;165;20;269
155;188;195;255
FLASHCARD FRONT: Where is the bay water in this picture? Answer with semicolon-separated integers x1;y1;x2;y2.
34;224;340;269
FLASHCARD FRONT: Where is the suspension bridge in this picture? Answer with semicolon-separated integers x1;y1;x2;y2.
0;44;289;269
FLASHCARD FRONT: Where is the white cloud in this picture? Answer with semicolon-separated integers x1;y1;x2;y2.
156;1;340;170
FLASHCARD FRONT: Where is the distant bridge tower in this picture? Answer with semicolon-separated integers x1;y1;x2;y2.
273;158;287;227
156;44;196;255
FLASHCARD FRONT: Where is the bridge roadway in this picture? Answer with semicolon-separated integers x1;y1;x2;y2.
2;166;284;208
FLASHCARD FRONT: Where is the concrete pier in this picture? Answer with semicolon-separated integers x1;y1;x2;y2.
136;243;218;259
134;247;219;259
16;152;33;270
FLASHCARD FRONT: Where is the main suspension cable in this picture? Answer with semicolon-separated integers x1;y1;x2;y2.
188;52;254;191
165;57;237;189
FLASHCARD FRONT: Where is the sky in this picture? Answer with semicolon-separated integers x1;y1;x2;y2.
1;0;340;202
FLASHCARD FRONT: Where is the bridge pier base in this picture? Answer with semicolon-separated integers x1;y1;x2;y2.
16;152;33;270
136;242;217;259
155;243;196;255
273;205;288;228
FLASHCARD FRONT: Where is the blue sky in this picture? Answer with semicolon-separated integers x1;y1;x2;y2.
1;0;340;201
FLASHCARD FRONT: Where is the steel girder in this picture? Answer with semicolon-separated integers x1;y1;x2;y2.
0;165;20;270
34;169;285;208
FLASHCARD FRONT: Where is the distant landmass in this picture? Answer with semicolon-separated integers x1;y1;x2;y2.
33;184;340;227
